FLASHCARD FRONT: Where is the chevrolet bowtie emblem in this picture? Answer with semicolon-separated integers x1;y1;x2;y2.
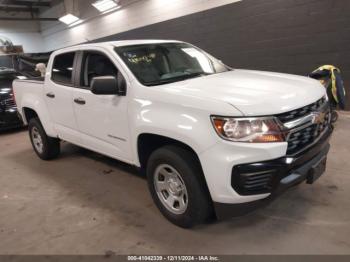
312;112;326;124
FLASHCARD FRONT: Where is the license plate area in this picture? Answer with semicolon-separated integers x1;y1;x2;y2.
306;156;327;184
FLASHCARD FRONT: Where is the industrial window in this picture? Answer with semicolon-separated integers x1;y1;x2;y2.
51;52;76;85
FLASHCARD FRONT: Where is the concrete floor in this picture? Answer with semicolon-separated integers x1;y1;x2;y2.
0;113;350;255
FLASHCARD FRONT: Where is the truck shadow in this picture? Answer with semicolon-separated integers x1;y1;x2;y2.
11;142;315;222
4;141;337;253
2;117;348;253
62;142;143;179
59;143;316;230
0;126;27;136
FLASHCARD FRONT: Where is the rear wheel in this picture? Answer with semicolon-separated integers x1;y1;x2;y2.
146;145;213;228
28;118;60;160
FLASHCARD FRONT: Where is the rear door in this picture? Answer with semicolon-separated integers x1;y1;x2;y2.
71;49;132;162
45;52;80;143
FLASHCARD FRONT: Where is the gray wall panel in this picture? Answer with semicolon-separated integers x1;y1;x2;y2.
93;0;350;109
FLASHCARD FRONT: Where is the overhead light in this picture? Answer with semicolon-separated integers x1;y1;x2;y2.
92;0;119;12
59;13;80;25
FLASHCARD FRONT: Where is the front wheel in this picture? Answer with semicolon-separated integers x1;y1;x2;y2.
28;118;60;160
146;145;213;228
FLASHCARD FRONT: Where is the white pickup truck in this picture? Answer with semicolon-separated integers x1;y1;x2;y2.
13;40;332;228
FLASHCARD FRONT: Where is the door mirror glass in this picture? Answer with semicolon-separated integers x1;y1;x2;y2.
91;76;118;95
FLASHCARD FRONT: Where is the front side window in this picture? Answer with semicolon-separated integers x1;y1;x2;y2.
81;52;119;88
115;43;230;86
51;52;75;85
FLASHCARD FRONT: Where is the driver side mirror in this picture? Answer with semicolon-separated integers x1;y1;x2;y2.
91;75;126;96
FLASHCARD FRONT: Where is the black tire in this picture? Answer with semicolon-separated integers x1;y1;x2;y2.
28;118;60;160
146;145;213;228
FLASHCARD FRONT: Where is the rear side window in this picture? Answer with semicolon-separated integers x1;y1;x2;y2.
51;52;75;85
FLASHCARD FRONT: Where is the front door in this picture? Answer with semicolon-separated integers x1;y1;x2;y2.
71;51;132;162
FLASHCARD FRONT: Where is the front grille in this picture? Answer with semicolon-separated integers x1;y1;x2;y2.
286;112;330;155
275;96;331;155
276;96;326;123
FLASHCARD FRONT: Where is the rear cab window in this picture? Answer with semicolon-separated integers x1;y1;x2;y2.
51;52;76;85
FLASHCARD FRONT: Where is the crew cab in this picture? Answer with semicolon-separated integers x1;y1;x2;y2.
13;40;332;227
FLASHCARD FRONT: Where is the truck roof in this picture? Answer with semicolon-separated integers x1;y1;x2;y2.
53;40;182;54
110;39;182;47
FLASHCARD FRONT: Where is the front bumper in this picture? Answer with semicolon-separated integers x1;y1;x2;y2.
231;127;332;196
199;120;332;218
0;110;23;130
213;127;332;219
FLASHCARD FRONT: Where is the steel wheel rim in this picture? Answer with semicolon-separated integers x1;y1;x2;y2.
31;127;44;154
154;164;188;215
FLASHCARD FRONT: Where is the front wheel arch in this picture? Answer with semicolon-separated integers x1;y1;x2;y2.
137;133;199;169
146;145;215;227
137;133;213;200
23;107;39;124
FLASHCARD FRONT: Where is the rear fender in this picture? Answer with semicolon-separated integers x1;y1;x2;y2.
21;93;56;137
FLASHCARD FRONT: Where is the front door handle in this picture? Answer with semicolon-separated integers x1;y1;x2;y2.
46;92;55;98
74;97;86;105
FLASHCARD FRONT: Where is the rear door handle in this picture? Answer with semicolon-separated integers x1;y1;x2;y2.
46;92;55;98
74;97;86;105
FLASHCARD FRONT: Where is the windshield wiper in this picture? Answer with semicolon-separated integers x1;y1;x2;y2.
146;72;210;86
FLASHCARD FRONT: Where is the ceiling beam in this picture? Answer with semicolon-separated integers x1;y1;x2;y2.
0;6;39;12
0;1;51;7
0;16;57;20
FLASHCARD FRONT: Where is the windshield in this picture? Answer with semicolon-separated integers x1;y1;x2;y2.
115;43;230;86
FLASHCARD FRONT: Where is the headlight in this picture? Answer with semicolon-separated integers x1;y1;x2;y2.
211;116;285;142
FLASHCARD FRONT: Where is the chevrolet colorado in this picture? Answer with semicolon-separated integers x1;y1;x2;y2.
13;40;332;228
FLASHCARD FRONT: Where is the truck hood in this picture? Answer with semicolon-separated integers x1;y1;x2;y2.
160;69;325;116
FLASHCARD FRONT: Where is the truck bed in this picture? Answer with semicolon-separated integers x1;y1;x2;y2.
13;79;45;124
